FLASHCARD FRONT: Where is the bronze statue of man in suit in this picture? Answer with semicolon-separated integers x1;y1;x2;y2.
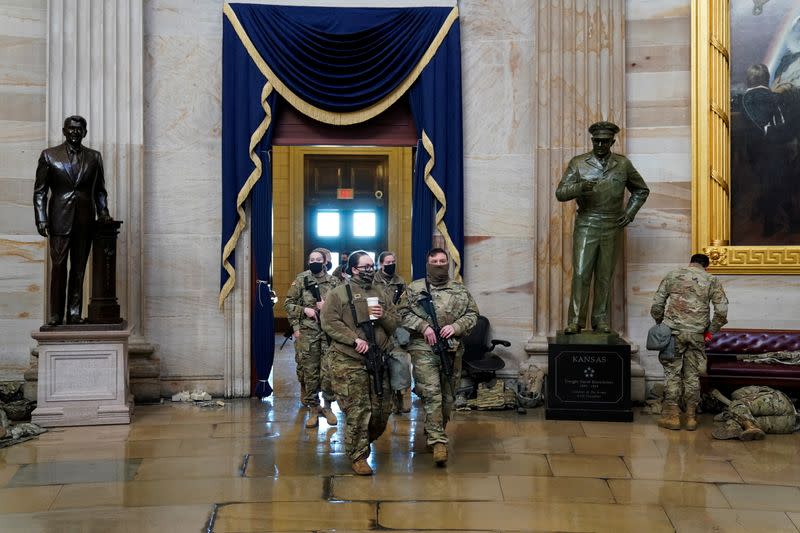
34;115;111;326
556;121;649;334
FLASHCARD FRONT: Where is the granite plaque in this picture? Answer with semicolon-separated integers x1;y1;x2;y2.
546;338;632;422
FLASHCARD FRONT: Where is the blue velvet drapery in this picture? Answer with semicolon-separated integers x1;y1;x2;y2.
221;3;463;397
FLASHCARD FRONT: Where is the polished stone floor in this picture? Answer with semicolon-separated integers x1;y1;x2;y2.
1;349;800;532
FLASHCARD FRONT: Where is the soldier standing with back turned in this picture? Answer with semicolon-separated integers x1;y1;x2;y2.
650;253;729;431
284;248;340;428
399;248;478;466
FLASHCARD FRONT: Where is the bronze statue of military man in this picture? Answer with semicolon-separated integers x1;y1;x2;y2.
556;121;649;334
33;115;111;326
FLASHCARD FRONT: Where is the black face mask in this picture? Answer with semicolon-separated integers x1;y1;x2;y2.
326;261;332;271
308;262;325;275
382;264;396;277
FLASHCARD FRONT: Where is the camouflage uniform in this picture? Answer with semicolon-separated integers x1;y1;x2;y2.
712;386;798;439
399;279;479;445
375;270;412;394
284;270;339;407
320;278;397;461
650;265;728;407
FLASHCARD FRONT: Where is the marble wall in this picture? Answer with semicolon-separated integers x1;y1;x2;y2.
624;0;800;386
0;0;47;381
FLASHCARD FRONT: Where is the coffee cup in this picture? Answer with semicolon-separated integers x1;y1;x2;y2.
366;296;380;320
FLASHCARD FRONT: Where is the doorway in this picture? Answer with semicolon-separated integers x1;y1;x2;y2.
271;145;412;325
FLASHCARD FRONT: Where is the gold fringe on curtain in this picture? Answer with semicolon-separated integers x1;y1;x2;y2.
222;3;458;126
219;81;274;308
422;130;462;280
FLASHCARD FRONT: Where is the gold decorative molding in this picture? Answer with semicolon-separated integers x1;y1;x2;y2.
691;0;800;274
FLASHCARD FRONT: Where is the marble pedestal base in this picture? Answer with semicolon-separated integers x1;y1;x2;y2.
30;326;133;427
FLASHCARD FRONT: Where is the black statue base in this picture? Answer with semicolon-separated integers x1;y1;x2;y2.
546;335;632;422
40;320;128;333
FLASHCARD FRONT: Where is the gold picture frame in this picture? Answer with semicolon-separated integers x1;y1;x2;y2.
691;0;800;273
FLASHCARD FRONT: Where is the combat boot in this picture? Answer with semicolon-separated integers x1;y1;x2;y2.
305;406;320;428
657;402;681;430
351;456;373;475
432;443;448;466
320;402;338;426
683;404;699;431
401;387;412;413
391;390;403;414
739;420;766;441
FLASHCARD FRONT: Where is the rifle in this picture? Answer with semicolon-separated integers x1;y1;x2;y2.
280;328;293;350
304;277;322;322
392;283;405;305
418;287;454;378
345;285;386;397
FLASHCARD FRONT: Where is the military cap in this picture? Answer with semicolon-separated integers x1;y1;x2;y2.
588;121;620;138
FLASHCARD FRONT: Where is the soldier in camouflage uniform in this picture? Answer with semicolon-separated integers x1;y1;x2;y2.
375;251;412;414
321;251;397;475
710;386;798;440
399;248;479;466
650;253;728;431
284;248;340;428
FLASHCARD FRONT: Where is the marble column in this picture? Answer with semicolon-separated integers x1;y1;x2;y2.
525;0;642;399
30;0;159;401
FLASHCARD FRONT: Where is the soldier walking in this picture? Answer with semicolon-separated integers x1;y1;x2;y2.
284;248;340;428
650;253;728;431
375;251;412;413
321;251;397;475
399;248;479;465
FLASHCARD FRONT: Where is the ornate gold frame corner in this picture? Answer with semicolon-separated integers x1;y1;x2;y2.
691;0;800;274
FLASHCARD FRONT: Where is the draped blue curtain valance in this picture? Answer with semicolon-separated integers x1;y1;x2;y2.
221;2;463;397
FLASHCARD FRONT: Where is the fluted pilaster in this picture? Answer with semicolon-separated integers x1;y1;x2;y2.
46;0;147;345
527;0;627;351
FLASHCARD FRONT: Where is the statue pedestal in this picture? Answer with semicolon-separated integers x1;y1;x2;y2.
30;324;133;427
545;334;632;422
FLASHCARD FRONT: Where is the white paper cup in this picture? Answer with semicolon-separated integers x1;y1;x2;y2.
366;296;379;320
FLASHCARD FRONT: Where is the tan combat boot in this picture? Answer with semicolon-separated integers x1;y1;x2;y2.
305;406;320;428
657;402;681;430
739;420;766;441
401;387;412;413
320;402;338;426
684;404;699;431
432;443;448;466
351;456;373;475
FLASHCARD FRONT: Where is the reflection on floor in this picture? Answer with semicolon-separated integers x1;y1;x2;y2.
1;347;800;532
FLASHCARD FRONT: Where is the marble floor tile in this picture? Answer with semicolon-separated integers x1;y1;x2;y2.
1;439;184;464
0;485;62;514
134;456;244;480
719;483;800;511
654;437;756;462
571;436;662;457
743;436;800;462
502;435;574;454
213;501;376;532
332;473;503;501
500;475;615;503
581;419;682;439
127;423;215;440
51;476;323;509
378;501;674;532
0;463;19;487
665;506;800;533
790;512;800;529
515;419;586;437
625;456;743;483
444;452;552;476
731;460;800;486
0;504;210;533
8;459;142;487
608;479;730;508
548;454;631;479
